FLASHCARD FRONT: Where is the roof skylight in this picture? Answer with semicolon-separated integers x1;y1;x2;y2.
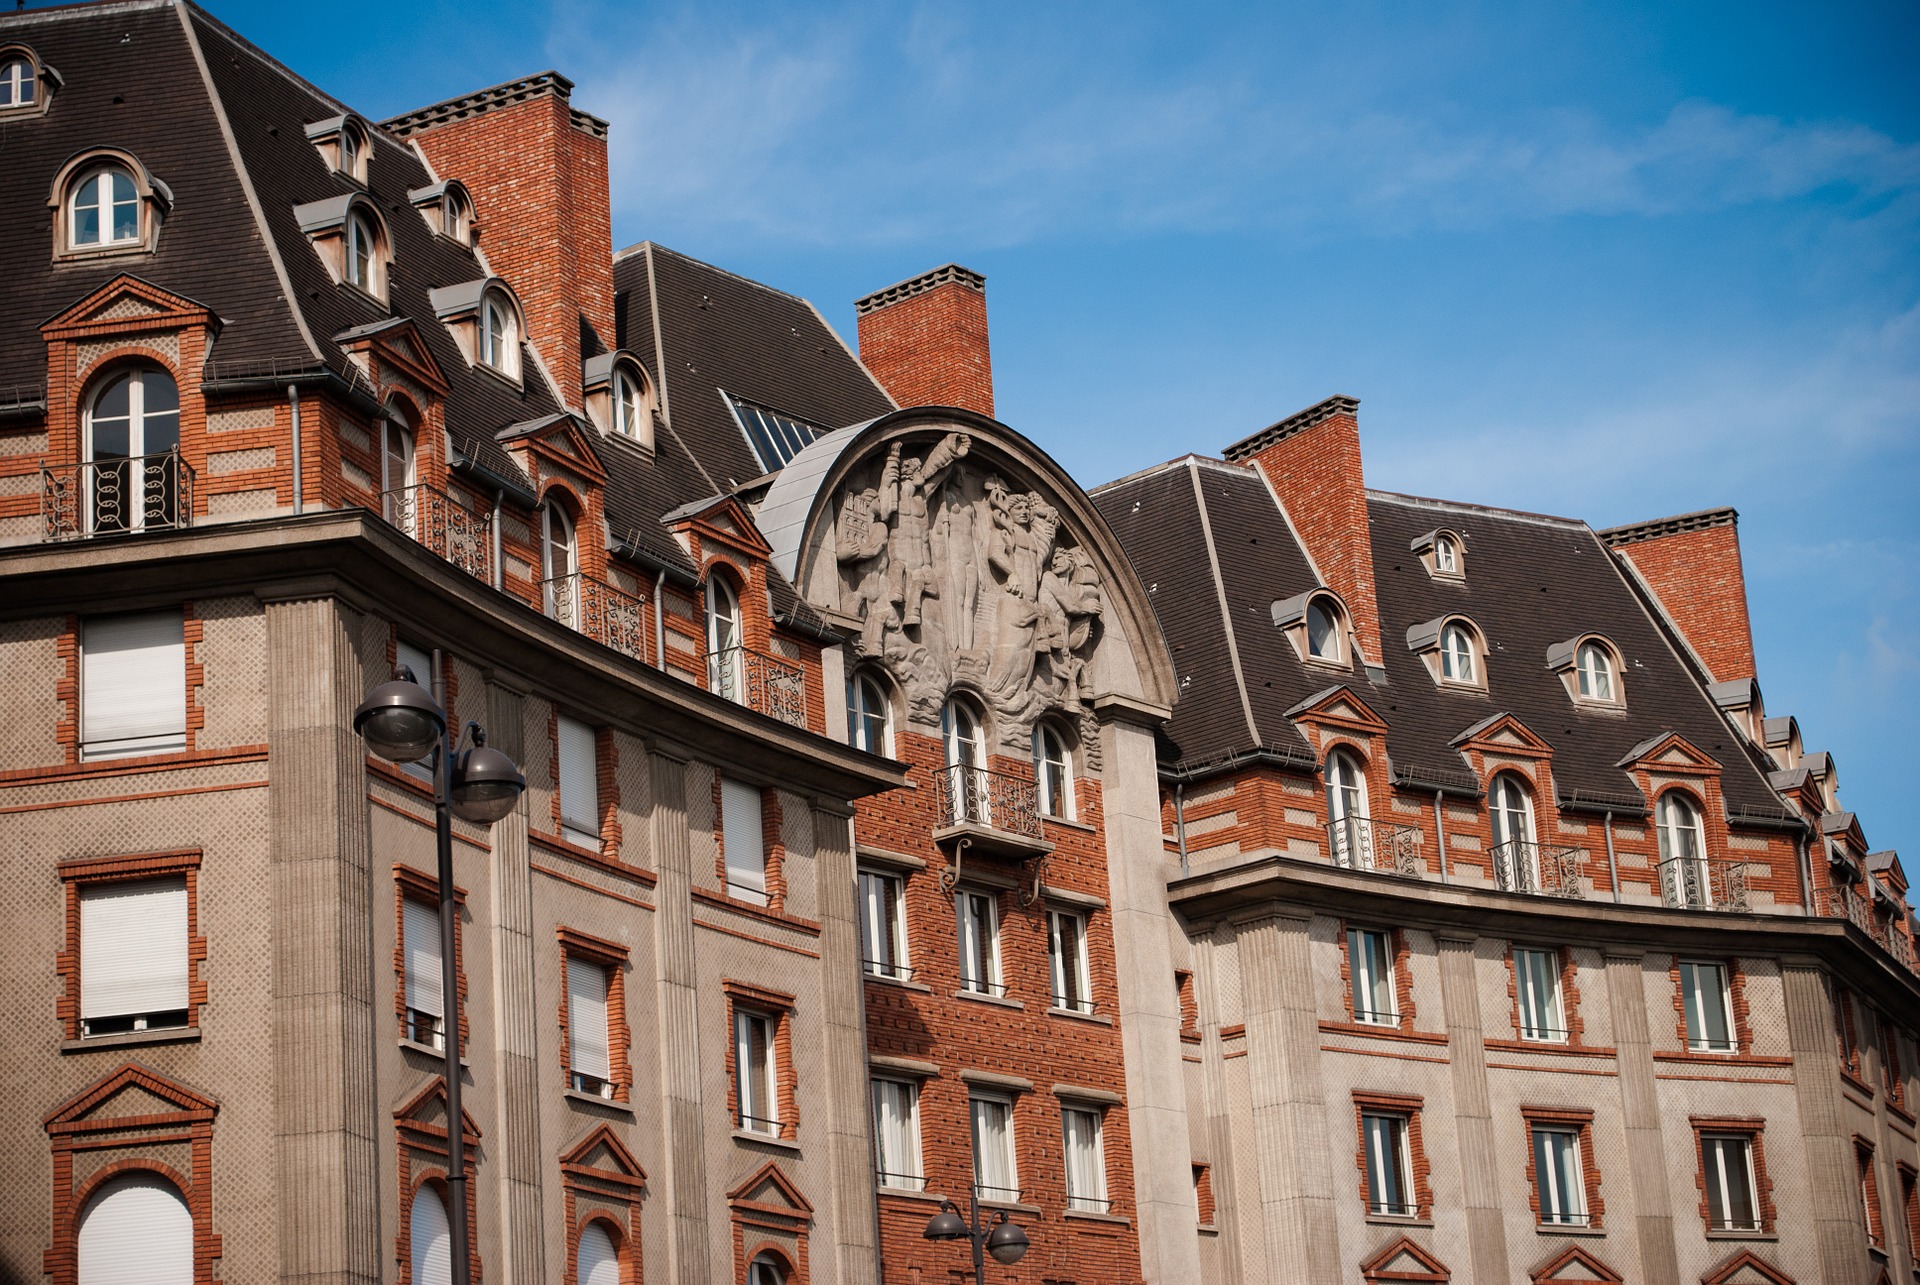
728;394;825;472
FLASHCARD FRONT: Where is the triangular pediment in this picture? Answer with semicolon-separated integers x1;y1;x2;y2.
393;1077;482;1141
1530;1245;1622;1283
1701;1249;1795;1285
499;414;609;484
668;494;774;558
1360;1234;1448;1282
336;317;449;395
725;1160;814;1216
1285;684;1390;737
1617;730;1718;774
46;1063;216;1128
42;274;214;337
1451;712;1553;757
561;1124;646;1183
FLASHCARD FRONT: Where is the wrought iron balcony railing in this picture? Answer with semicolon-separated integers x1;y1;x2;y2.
706;645;807;728
544;572;649;663
380;484;493;582
1490;840;1590;899
42;450;194;540
1820;886;1918;972
936;763;1043;840
1658;857;1752;913
1326;816;1425;878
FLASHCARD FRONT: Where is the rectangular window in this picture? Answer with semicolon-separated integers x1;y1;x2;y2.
1680;960;1736;1052
1515;947;1567;1042
80;610;186;759
721;778;768;906
1362;1112;1416;1216
1701;1133;1761;1231
970;1094;1019;1201
957;890;1003;997
396;640;435;783
566;955;613;1098
1063;1106;1109;1212
557;715;600;847
79;876;189;1036
858;869;908;980
1858;1141;1883;1248
402;896;444;1048
734;1008;779;1134
1348;928;1397;1025
1532;1126;1589;1225
1048;910;1093;1014
871;1077;925;1191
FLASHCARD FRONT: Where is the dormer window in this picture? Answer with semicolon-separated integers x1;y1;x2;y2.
73;167;139;248
345;210;378;293
50;151;169;257
1440;624;1476;683
1576;642;1612;700
614;370;643;437
1408;615;1487;689
293;196;389;302
1307;599;1341;662
1435;535;1459;574
1271;588;1351;668
305;114;371;182
1547;634;1625;709
483;294;514;372
0;45;56;116
408;180;476;246
429;279;524;382
583;353;657;449
1411;528;1467;582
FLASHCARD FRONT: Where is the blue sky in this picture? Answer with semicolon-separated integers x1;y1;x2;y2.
220;0;1918;845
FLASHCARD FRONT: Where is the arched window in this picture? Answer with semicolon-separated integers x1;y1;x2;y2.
577;1219;621;1285
1325;749;1370;868
1434;534;1459;575
480;291;518;376
1657;791;1710;907
1489;774;1538;892
77;1172;192;1284
706;574;745;701
1034;721;1074;820
409;1183;452;1285
345;209;380;294
1;54;34;107
1440;623;1477;684
71;164;141;249
613;368;644;440
1576;642;1615;702
847;670;890;754
1306;597;1342;662
86;368;181;533
540;502;580;626
442;189;472;245
943;697;990;825
748;1251;787;1285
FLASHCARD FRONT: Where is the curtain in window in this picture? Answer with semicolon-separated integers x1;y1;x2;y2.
859;871;901;974
1533;1128;1585;1222
1063;1107;1105;1208
970;1097;1016;1197
958;892;997;993
871;1079;924;1188
1514;948;1565;1040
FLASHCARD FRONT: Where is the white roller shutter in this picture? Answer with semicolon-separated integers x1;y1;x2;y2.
567;956;612;1083
404;897;444;1020
410;1184;452;1285
722;778;767;904
77;1173;193;1284
395;641;436;781
80;877;188;1022
80;611;185;759
558;716;600;840
577;1221;621;1285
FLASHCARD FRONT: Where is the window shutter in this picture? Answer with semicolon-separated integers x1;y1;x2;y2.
81;611;185;757
577;1222;621;1285
80;877;188;1019
722;779;767;901
77;1174;193;1285
404;898;444;1019
395;641;436;780
567;956;612;1082
409;1184;452;1285
558;716;600;838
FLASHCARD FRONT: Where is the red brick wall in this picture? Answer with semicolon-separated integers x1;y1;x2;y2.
855;270;994;416
1606;516;1756;683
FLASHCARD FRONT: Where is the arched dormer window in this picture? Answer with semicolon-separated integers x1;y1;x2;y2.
304;113;371;182
76;1171;194;1282
481;290;519;377
1407;614;1486;689
0;45;56;115
1411;528;1466;582
1306;597;1342;663
1547;634;1626;709
1440;622;1478;685
847;668;891;755
943;695;990;825
429;279;525;382
52;151;169;257
1033;720;1074;820
1656;790;1711;908
292;195;390;301
85;367;181;535
583;352;657;449
407;179;475;246
1488;773;1538;892
1324;748;1370;868
1271;588;1350;668
1577;642;1615;702
705;572;745;702
541;499;581;627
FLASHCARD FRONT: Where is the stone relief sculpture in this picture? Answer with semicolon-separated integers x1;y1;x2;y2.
833;432;1105;759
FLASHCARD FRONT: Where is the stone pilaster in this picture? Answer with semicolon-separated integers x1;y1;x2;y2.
1605;951;1681;1285
649;748;712;1283
1782;960;1874;1281
1435;934;1510;1282
812;800;881;1282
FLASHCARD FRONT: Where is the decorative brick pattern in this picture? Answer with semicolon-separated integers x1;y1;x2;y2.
555;926;631;1103
55;849;207;1041
559;1125;646;1284
393;1080;482;1284
1519;1105;1605;1229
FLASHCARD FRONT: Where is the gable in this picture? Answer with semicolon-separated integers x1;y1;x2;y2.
46;1063;216;1128
726;1159;813;1216
1530;1245;1622;1283
41;274;215;340
561;1124;646;1185
1618;730;1719;774
392;1077;482;1141
1286;684;1390;737
1451;712;1553;758
671;494;774;558
1360;1234;1449;1282
1701;1249;1795;1285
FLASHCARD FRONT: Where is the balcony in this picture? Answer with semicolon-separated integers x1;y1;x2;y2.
1326;816;1425;879
543;573;649;663
934;764;1050;859
1658;857;1752;913
42;451;194;541
380;484;493;582
1491;840;1589;899
1821;886;1917;971
705;646;807;728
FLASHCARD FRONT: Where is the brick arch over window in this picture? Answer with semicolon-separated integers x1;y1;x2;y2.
1528;1244;1622;1283
727;1161;813;1285
394;1078;482;1284
42;1063;220;1285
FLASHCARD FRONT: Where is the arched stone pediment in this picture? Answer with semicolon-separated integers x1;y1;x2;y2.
773;409;1174;752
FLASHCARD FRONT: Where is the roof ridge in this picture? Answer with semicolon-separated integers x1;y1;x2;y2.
0;0;172;29
1090;453;1247;495
180;1;368;133
1186;457;1263;750
1365;488;1589;531
644;242;811;306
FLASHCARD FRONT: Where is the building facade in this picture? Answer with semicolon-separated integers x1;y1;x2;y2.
0;3;1914;1284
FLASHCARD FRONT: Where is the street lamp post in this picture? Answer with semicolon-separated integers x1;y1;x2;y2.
923;1188;1031;1280
354;650;523;1285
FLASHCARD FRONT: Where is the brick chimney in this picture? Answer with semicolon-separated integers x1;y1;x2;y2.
385;72;616;406
1600;507;1757;683
1223;396;1385;670
854;264;994;416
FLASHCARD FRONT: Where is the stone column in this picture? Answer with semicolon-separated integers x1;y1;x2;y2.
812;801;882;1282
1239;909;1341;1281
485;681;544;1280
1193;927;1247;1282
1605;951;1681;1285
1100;713;1201;1285
1782;959;1873;1281
1435;934;1511;1282
649;748;713;1283
265;592;380;1283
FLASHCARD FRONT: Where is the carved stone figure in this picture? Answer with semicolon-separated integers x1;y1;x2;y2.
878;434;968;632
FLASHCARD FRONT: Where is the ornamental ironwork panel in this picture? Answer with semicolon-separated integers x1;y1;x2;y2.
381;484;493;582
1659;857;1751;913
705;645;807;728
935;763;1043;839
1490;840;1589;899
1326;816;1424;878
42;450;194;540
543;572;649;663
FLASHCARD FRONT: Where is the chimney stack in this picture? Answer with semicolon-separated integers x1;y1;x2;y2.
854;264;994;416
1601;508;1757;683
385;73;616;407
1223;396;1385;670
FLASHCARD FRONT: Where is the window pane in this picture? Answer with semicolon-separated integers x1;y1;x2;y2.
970;1097;1017;1197
872;1078;924;1188
1307;601;1337;657
566;956;612;1085
1534;1128;1586;1222
1064;1107;1107;1208
1704;1135;1758;1228
558;716;600;840
1516;948;1565;1040
403;897;444;1045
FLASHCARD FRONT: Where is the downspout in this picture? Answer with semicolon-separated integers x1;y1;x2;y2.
1174;783;1189;877
489;496;503;591
1603;811;1621;903
286;384;303;515
653;568;668;670
1433;789;1448;883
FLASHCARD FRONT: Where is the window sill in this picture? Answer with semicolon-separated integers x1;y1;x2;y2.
731;1128;801;1153
565;1088;632;1114
954;990;1024;1010
979;1199;1044;1217
1365;1215;1434;1228
63;1026;199;1054
1534;1223;1606;1237
1705;1229;1776;1241
1047;1006;1113;1026
1064;1208;1131;1226
1043;815;1098;834
864;973;932;993
1197;1223;1219;1236
399;1037;467;1066
875;1184;943;1203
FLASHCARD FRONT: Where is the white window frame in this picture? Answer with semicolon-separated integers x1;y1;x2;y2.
969;1093;1020;1202
1679;959;1737;1053
565;953;614;1098
612;368;643;439
1440;622;1478;684
344;208;382;297
84;369;182;535
1;55;34;108
1348;927;1397;1026
1533;1125;1589;1225
1513;946;1567;1042
1033;722;1074;820
747;1252;786;1285
1490;773;1538;890
1362;1111;1416;1216
734;1007;780;1135
847;670;891;755
1701;1132;1761;1231
870;1076;925;1191
706;576;745;702
557;714;601;848
1326;749;1371;869
957;889;1003;997
80;609;187;759
78;875;190;1037
1306;597;1343;662
721;777;769;906
402;894;445;1049
1062;1104;1110;1212
1048;909;1093;1014
1434;534;1459;575
1657;791;1711;907
943;697;990;826
70;164;141;249
479;290;519;377
1576;641;1616;702
858;867;908;980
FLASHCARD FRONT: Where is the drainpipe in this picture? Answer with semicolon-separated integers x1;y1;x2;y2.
653;568;668;670
489;496;503;590
286;384;303;515
1603;811;1621;903
1174;782;1189;877
1433;789;1449;883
